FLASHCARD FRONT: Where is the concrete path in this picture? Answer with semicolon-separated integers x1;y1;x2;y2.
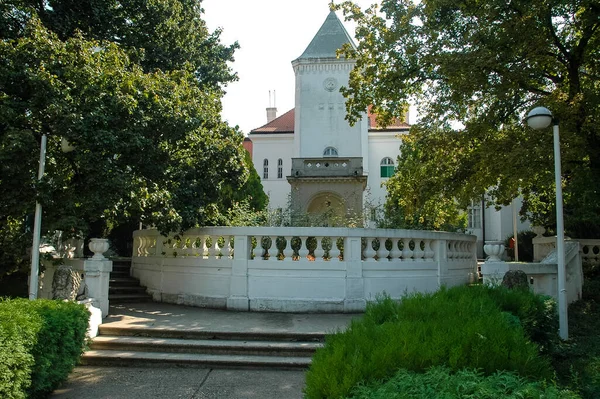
52;367;306;399
52;302;360;399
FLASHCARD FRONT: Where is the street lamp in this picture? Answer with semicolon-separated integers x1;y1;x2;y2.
29;136;75;300
526;106;567;340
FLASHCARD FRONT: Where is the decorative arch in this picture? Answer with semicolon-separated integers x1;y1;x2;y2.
323;147;338;157
307;192;346;226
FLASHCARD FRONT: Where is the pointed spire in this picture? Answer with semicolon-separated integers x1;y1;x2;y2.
296;10;356;60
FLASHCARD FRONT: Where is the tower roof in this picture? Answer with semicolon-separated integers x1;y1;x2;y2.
297;10;357;59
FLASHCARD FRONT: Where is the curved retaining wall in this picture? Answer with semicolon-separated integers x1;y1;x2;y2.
132;227;477;313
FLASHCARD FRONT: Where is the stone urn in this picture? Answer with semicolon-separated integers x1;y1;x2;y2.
484;240;505;262
89;238;109;260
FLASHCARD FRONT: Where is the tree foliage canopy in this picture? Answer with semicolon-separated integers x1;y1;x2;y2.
336;0;600;236
0;0;257;275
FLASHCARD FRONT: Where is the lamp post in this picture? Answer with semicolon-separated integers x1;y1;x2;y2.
526;106;567;340
29;137;75;300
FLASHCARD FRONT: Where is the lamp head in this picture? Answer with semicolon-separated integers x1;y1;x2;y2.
527;106;553;130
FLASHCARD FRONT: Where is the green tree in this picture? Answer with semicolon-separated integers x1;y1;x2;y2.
0;1;246;277
336;0;600;237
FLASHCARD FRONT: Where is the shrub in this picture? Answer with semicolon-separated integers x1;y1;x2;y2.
0;299;89;399
0;300;40;399
304;286;555;399
349;366;581;399
485;286;558;353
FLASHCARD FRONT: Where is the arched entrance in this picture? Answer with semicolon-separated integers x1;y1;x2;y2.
307;192;346;226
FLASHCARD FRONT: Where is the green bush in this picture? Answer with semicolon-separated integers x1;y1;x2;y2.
304;286;555;399
485;286;558;353
349;366;581;399
0;299;89;399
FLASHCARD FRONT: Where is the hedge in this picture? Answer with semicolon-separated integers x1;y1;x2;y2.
0;298;89;399
304;285;558;399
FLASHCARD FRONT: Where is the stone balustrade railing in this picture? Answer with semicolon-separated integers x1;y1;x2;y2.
132;227;477;312
532;227;600;266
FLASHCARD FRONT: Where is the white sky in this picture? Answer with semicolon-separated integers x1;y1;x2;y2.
202;0;376;134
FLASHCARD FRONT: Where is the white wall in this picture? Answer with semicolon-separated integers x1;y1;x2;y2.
250;134;293;210
367;131;405;208
293;59;367;160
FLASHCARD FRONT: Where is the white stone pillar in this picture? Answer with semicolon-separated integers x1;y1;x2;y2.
344;236;366;312
227;235;250;311
83;259;112;317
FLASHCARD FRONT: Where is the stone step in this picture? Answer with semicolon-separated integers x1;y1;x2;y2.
80;350;311;370
109;270;131;278
98;325;325;342
109;277;141;287
90;336;321;357
108;294;152;303
109;286;147;295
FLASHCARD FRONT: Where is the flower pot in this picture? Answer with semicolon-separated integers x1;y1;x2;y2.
89;238;109;260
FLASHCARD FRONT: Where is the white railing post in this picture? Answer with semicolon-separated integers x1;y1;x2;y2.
83;258;112;317
434;239;448;287
344;234;365;312
227;234;250;311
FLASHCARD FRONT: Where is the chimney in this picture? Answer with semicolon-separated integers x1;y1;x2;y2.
266;90;277;123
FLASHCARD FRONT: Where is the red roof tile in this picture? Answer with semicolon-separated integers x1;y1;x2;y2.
249;107;409;134
250;109;295;134
367;105;410;130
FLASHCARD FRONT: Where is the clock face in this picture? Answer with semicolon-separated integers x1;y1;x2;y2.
323;77;337;92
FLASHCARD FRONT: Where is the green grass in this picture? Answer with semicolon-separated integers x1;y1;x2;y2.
349;366;580;399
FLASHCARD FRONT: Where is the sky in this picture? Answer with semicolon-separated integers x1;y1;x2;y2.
202;0;376;134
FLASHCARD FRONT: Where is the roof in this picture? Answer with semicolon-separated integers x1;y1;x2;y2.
249;107;409;135
296;10;357;60
367;106;410;130
250;109;295;134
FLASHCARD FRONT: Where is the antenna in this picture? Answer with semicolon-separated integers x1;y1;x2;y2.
268;90;272;107
274;90;277;107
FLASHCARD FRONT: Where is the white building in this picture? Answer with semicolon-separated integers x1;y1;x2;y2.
247;10;529;257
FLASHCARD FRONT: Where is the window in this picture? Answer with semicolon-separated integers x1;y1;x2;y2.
277;159;283;179
323;147;338;157
380;157;395;178
468;201;482;229
263;159;269;179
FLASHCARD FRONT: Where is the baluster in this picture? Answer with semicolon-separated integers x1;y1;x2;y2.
189;236;200;257
225;236;233;258
401;238;413;261
138;236;146;256
181;237;191;257
329;237;341;261
298;236;310;260
201;235;209;258
413;239;425;261
376;237;388;261
363;237;376;261
283;236;294;260
266;235;277;260
447;241;455;260
389;238;401;260
314;236;325;261
206;236;216;258
423;239;435;260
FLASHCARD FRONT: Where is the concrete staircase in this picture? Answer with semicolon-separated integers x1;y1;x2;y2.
81;325;323;370
109;259;152;303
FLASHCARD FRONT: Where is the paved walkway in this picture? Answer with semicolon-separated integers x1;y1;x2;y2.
52;302;360;399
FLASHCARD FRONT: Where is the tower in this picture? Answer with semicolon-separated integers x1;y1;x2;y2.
287;10;369;222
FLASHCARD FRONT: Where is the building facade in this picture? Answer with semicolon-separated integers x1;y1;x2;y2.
247;10;529;257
